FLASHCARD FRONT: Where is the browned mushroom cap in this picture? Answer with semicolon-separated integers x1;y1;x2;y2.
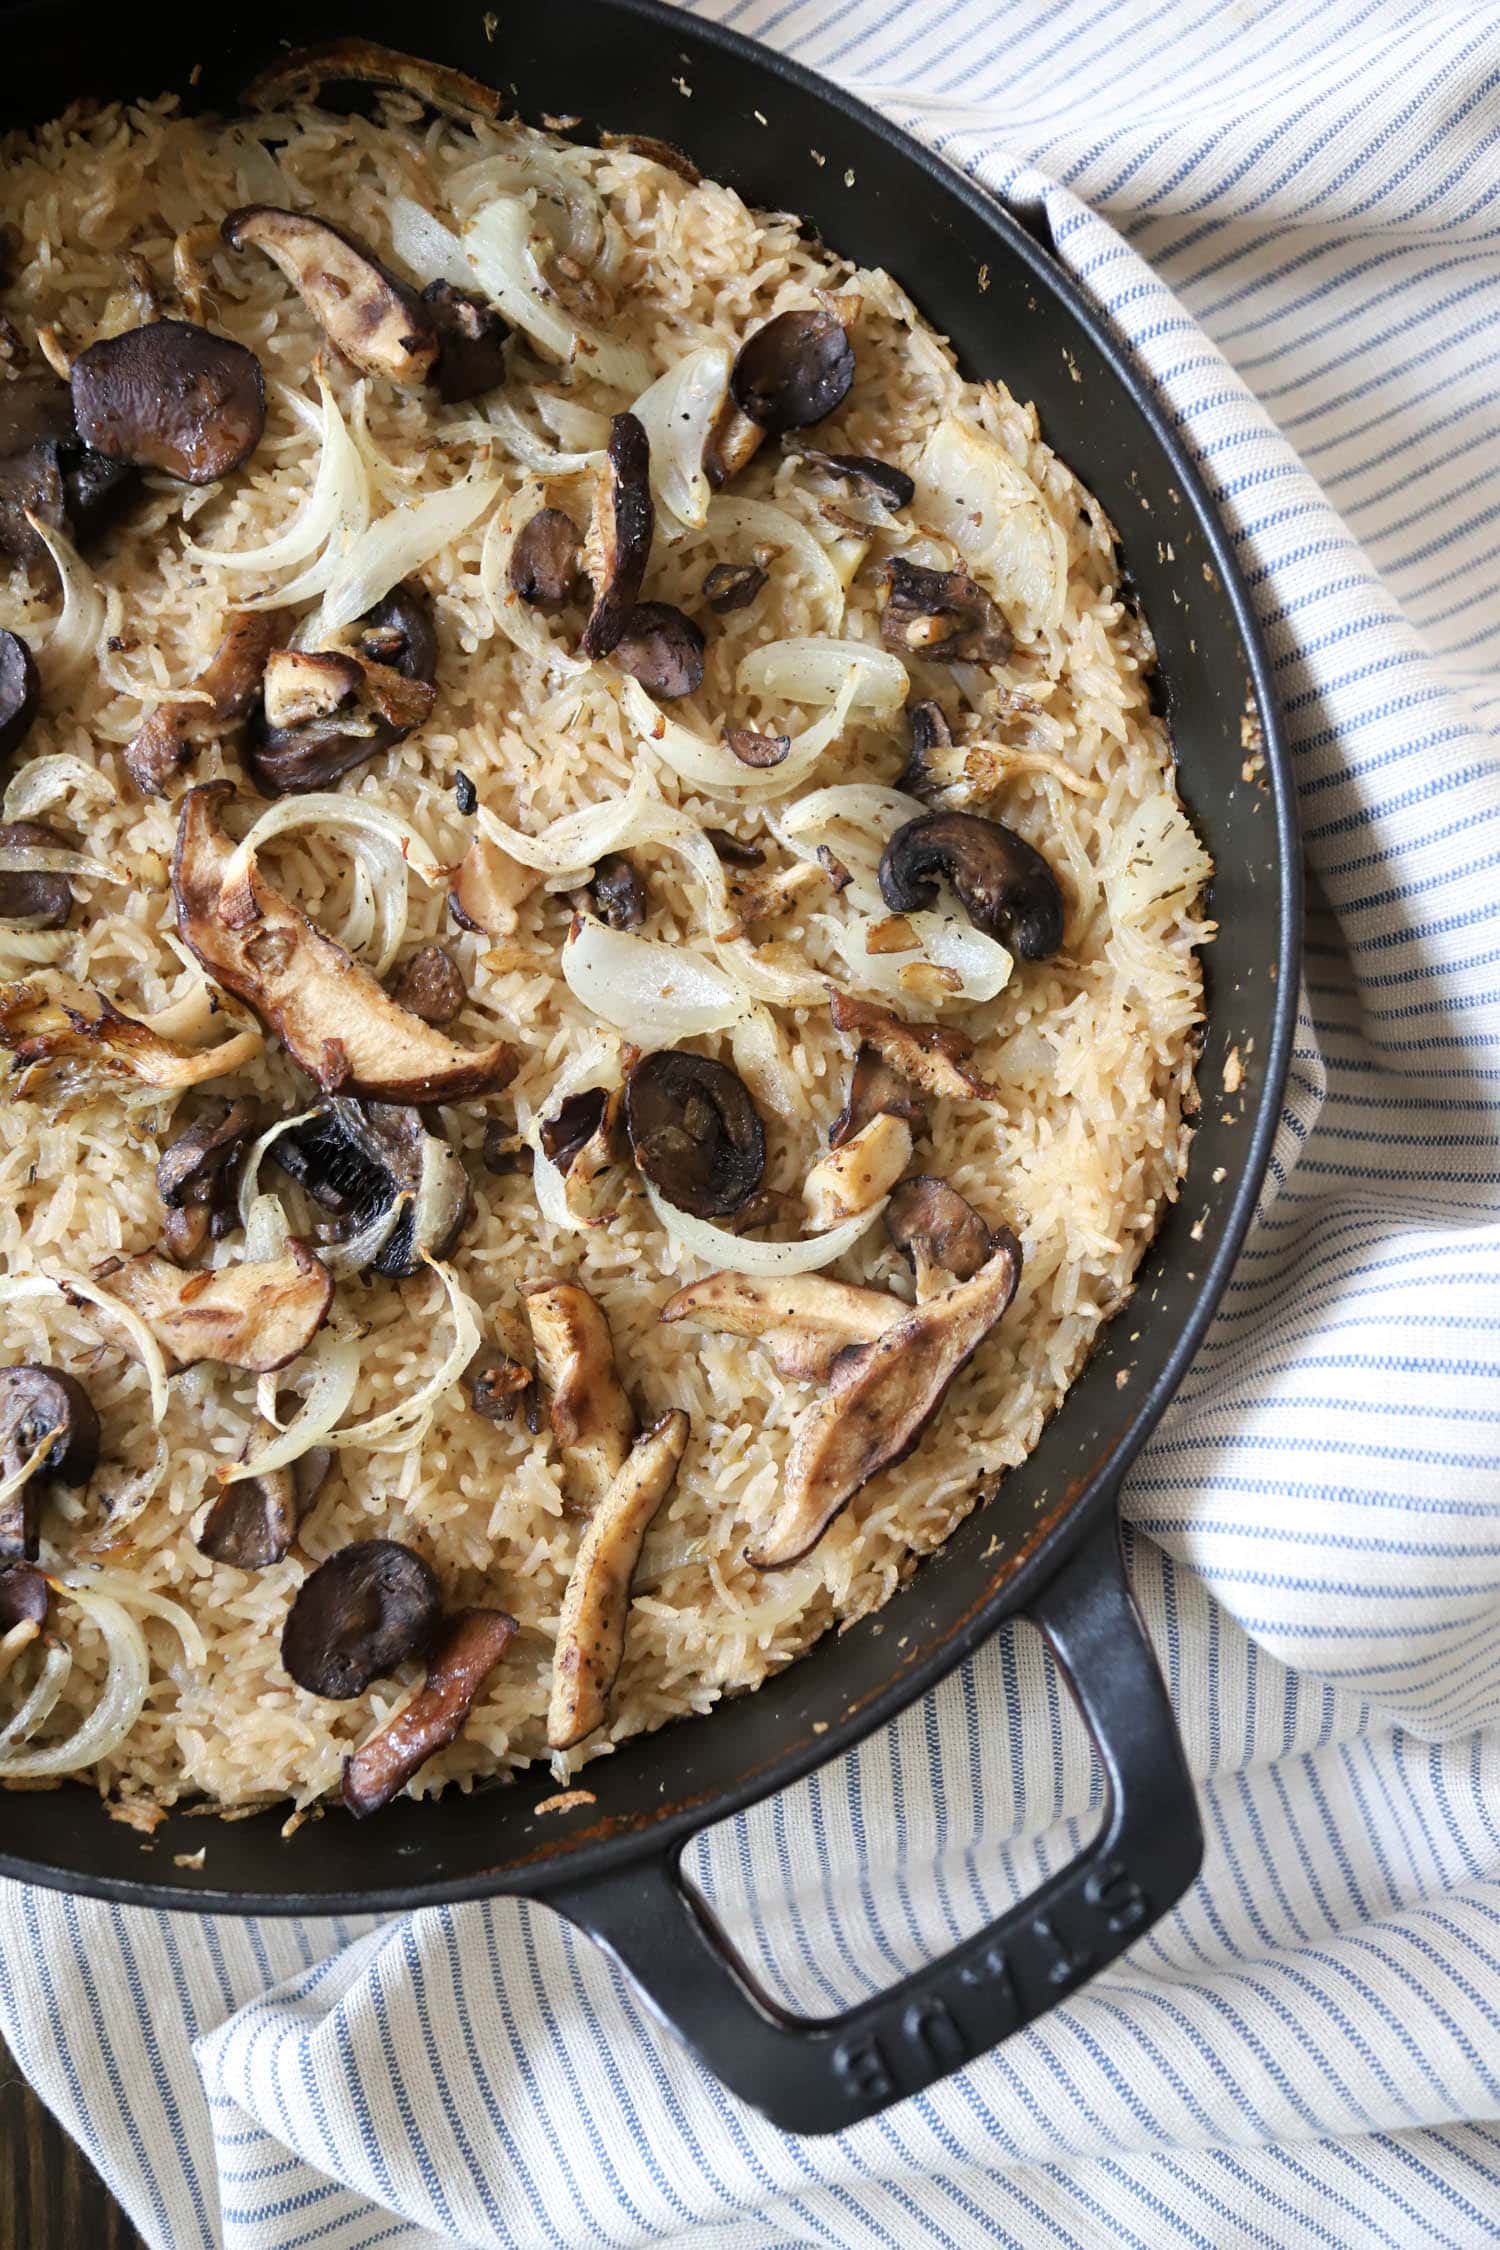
0;1366;100;1560
795;450;914;512
387;944;465;1027
0;820;72;927
610;602;705;700
420;279;510;403
269;1099;472;1279
508;505;583;613
100;1243;333;1373
469;1353;532;1420
0;373;139;565
886;1175;996;1296
829;1043;927;1149
172;783;516;1101
829;990;998;1105
587;852;645;931
731;307;855;434
125;610;289;796
156;1095;258;1263
343;1605;517;1815
702;561;766;614
879;810;1064;961
243;39;505;124
705;826;765;868
196;1447;331;1571
724;726;789;770
70;321;266;484
897;699;956;798
580;413;653;660
281;1537;441;1700
879;558;1012;665
0;631;39;764
0;1562;49;1630
222;209;437;389
251;627;437;795
624;1049;766;1220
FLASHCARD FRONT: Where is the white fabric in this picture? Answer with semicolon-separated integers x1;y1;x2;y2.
5;1;1500;2242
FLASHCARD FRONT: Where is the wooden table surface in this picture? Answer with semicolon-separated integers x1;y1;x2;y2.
1;2034;146;2248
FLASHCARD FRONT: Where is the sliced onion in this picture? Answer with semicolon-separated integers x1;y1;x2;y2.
0;1638;71;1750
737;638;908;719
90;1433;168;1538
330;1256;481;1453
644;1178;889;1277
837;912;1012;1005
631;344;731;529
62;1570;208;1671
237;1108;322;1233
314;474;500;638
0;844;117;886
26;514;104;686
562;916;748;1039
462;198;653;394
3;755;112;823
776;781;925;911
447;150;605;265
537;394;612;451
912;415;1068;639
0;1430;56;1512
703;496;844;631
730;1005;802;1115
320;1193;405;1280
479;484;590;679
483;396;604;476
185;370;368;587
387;192;473;289
223;1323;360;1485
620;661;863;803
217;793;444;965
0;1273;169;1427
475;757;654;876
0;1585;149;1777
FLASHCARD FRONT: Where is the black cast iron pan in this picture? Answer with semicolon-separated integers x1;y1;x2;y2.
0;0;1300;2134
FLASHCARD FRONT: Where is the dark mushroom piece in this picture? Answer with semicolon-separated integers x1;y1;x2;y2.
222;209;437;389
0;372;139;566
587;852;646;931
420;278;510;403
0;631;39;764
480;1118;533;1177
730;306;855;435
243;38;506;125
705;826;765;869
610;602;705;700
580;412;653;660
879;557;1012;666
724;726;789;770
196;1447;332;1571
469;1353;532;1421
387;944;465;1027
702;561;766;614
879;810;1065;962
540;1087;614;1174
359;580;438;685
886;1175;997;1299
829;1043;927;1149
897;699;958;799
0;1562;49;1631
0;1365;99;1561
454;769;477;817
0;819;73;928
625;1049;766;1221
156;1095;258;1262
794;450;914;512
508;505;583;613
343;1605;517;1816
251;634;437;795
70;320;266;484
281;1537;441;1699
125;609;290;796
270;1098;473;1279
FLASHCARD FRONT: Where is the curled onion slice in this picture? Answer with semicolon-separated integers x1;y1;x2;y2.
329;1256;482;1453
223;1323;361;1485
644;1178;889;1277
479;483;589;679
737;638;909;718
387;192;473;290
3;755;112;824
26;514;105;687
0;1638;71;1750
620;662;862;804
475;758;654;876
447;149;606;267
0;844;117;887
537;394;612;451
462;198;652;394
185;370;368;591
216;793;445;970
0;1585;148;1777
483;396;604;477
62;1571;208;1671
314;474;500;638
630;344;731;529
514;1028;624;1235
703;496;845;632
912;415;1068;639
0;1273;169;1428
562;916;749;1040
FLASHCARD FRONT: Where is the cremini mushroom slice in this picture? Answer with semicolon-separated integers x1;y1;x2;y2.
886;1175;997;1300
243;38;506;125
0;1365;99;1561
269;1099;472;1279
829;991;998;1105
281;1537;441;1700
0;630;40;764
730;306;855;435
98;1242;333;1374
586;853;646;932
124;609;289;796
171;783;516;1101
829;1042;928;1149
448;832;545;938
196;1446;331;1570
508;504;583;612
222;209;438;388
660;1271;904;1382
70;319;266;483
610;602;705;700
547;1407;688;1749
580;412;653;660
624;1049;767;1221
344;1604;517;1815
0;819;73;927
879;557;1012;665
156;1096;258;1263
387;943;465;1027
879;809;1066;963
794;450;914;513
541;1085;625;1226
523;1279;635;1513
802;1111;914;1230
0;971;263;1095
420;279;510;404
747;1236;1023;1569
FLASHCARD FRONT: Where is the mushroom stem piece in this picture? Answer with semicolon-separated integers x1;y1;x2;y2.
802;1112;913;1230
344;1606;517;1816
747;1236;1022;1569
172;783;516;1101
99;1244;333;1373
660;1271;905;1382
523;1280;635;1513
548;1408;688;1749
828;990;997;1105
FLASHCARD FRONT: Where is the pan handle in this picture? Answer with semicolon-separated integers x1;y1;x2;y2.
547;1506;1202;2134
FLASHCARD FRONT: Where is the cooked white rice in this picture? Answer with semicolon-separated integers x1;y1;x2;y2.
0;87;1211;1811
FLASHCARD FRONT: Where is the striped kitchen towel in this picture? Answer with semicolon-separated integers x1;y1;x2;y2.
5;0;1500;2243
